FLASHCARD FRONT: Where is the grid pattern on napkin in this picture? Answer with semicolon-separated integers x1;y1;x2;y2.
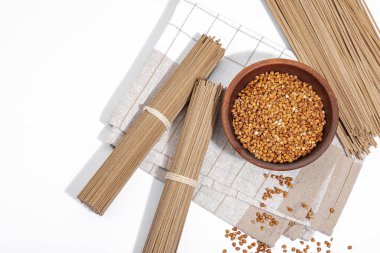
104;0;362;245
107;0;296;141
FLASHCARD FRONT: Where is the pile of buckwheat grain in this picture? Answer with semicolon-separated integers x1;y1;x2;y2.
232;71;325;163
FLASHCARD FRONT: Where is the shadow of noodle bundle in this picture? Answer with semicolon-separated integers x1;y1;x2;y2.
266;0;380;158
78;35;224;215
143;80;223;253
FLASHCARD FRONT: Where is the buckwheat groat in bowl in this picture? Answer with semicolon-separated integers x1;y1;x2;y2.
221;59;338;171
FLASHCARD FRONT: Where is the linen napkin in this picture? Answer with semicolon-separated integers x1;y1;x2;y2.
104;0;362;246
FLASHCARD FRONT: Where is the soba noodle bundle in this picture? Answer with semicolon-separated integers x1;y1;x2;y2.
78;35;224;215
143;80;224;253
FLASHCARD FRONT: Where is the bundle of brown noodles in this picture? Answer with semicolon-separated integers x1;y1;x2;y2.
78;35;225;215
143;80;224;253
266;0;380;158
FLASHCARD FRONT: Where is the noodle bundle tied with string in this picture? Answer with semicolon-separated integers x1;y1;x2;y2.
78;35;225;215
143;80;224;253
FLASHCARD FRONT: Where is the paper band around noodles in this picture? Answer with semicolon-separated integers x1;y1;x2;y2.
143;106;171;130
165;172;198;187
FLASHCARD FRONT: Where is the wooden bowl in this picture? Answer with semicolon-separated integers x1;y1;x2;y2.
221;59;338;171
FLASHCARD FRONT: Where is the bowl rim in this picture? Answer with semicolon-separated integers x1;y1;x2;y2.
221;58;339;171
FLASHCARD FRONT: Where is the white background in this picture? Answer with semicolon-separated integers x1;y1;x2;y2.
0;0;379;252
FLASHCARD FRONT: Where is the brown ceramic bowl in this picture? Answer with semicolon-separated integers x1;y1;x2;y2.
221;58;338;171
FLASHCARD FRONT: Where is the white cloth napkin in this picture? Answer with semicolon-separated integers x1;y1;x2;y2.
104;0;362;246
